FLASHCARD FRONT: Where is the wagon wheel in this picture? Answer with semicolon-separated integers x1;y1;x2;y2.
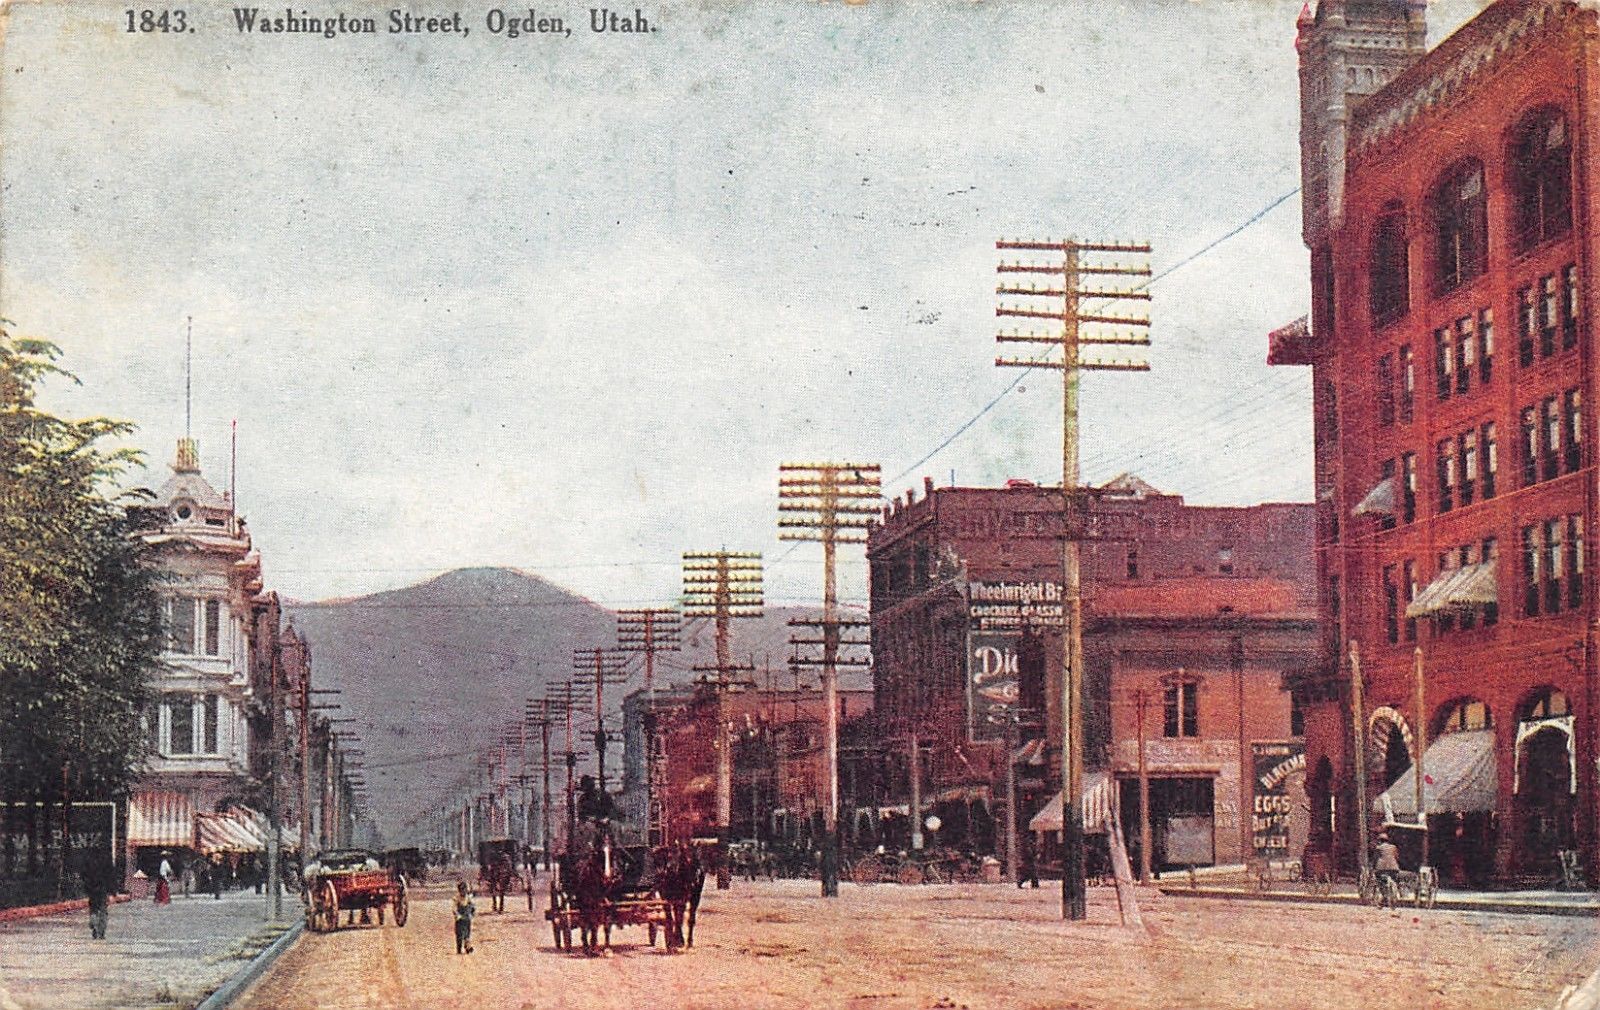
319;880;341;933
850;857;880;886
897;863;924;886
394;879;410;927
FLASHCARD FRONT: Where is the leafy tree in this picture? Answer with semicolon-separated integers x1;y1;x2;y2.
0;326;162;829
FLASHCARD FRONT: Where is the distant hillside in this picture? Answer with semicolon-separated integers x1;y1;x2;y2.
285;567;870;844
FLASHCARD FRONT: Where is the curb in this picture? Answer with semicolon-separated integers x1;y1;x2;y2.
1158;885;1600;917
0;894;132;925
193;919;304;1010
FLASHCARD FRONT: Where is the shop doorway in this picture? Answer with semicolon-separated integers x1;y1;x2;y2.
1119;776;1215;873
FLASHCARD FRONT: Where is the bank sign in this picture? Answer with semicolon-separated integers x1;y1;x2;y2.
1251;741;1305;857
967;581;1059;741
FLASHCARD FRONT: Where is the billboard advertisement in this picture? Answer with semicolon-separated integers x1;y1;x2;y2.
967;581;1059;741
1251;741;1305;857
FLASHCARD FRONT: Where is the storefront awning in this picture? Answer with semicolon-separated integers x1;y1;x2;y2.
127;791;194;848
196;812;258;854
1027;771;1115;835
1374;729;1497;821
1405;561;1497;618
1352;477;1396;517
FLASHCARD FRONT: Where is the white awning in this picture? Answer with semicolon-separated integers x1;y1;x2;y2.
1374;729;1497;821
1027;771;1115;835
1405;561;1497;618
1352;477;1396;517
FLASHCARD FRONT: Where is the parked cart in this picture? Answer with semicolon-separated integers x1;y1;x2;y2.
303;849;409;932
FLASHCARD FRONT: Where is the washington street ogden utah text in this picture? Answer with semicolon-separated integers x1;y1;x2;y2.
231;8;655;37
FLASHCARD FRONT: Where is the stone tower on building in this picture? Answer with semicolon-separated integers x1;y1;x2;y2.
1297;0;1428;249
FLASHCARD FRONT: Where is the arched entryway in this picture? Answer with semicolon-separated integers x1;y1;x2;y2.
1515;688;1575;880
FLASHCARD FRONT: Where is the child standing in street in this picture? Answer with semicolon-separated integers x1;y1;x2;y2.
453;881;476;954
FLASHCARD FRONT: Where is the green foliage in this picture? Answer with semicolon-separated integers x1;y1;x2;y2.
0;325;162;803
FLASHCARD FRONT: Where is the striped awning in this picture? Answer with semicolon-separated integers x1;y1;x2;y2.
127;791;195;848
1027;771;1115;835
196;812;258;854
1405;561;1497;618
1375;729;1497;820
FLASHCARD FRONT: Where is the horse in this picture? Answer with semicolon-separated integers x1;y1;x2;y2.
652;842;707;952
571;836;619;956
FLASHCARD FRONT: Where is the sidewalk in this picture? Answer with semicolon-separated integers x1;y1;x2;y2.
1157;863;1600;916
0;890;298;1010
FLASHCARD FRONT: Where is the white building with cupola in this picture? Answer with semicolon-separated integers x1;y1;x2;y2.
123;436;263;872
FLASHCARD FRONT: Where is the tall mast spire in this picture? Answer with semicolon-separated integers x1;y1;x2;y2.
185;315;193;438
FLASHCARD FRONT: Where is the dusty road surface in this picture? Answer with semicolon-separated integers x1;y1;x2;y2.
234;878;1600;1010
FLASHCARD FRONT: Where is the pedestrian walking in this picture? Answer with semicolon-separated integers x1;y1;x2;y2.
84;854;113;939
154;851;173;905
209;853;224;899
453;881;476;954
1018;833;1040;889
1374;832;1401;914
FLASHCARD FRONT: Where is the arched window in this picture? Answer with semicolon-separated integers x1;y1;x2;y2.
1434;160;1488;293
1436;697;1492;735
1370;201;1410;326
1519;687;1570;723
1509;108;1571;253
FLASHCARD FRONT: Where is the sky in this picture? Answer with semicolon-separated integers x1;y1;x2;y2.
2;0;1491;609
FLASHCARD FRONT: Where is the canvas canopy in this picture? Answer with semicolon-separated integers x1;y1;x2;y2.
1028;771;1115;834
1352;477;1396;517
1406;561;1497;618
1374;729;1497;821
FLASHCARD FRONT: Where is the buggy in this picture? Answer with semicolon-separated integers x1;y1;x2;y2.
477;837;535;913
303;849;409;932
545;834;671;955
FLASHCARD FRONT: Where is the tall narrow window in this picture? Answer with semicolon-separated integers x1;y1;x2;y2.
1563;264;1581;350
1481;537;1500;625
1523;525;1542;617
1377;354;1396;426
1570;514;1586;611
1519;285;1537;366
1164;680;1200;738
1564;389;1582;473
1403;560;1418;641
1522;407;1540;486
1460;428;1478;506
1478;309;1494;384
1383;565;1399;644
168;694;194;755
1510;108;1571;252
1400;345;1415;421
1456;317;1474;394
1482;422;1498;499
1543;395;1562;480
1402;453;1418;524
1370;203;1410;326
1435;327;1453;400
202;694;220;754
203;599;221;656
1546;518;1566;614
1436;438;1457;514
1541;275;1560;358
166;598;195;654
1435;160;1488;293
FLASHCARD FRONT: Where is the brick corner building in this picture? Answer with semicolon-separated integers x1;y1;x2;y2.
1274;0;1600;884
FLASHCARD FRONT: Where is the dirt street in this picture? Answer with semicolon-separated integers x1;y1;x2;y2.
234;878;1600;1010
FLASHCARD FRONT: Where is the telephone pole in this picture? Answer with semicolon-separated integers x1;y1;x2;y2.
545;682;587;855
996;237;1151;921
618;608;681;848
683;551;764;878
524;697;557;869
778;462;882;898
572;648;629;793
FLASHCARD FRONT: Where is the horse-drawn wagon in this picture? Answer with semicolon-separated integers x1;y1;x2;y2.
477;837;535;913
303;848;409;932
545;835;694;956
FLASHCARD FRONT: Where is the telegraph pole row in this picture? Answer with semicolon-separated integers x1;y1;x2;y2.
572;647;629;793
995;236;1152;922
778;461;882;898
617;608;681;848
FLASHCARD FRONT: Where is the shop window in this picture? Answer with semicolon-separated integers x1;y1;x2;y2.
1434;160;1488;293
1510;108;1571;253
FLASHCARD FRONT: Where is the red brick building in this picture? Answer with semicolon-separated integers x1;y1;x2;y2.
866;475;1316;869
1271;0;1600;883
657;680;871;845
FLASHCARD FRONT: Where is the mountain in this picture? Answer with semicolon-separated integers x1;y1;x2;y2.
285;567;870;845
